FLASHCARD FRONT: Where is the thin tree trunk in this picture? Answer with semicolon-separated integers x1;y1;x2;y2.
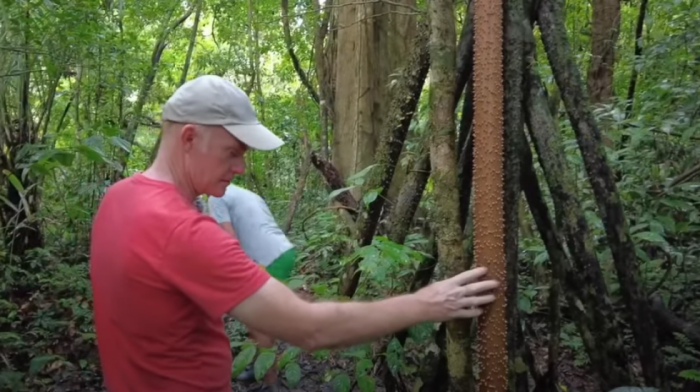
428;0;470;389
524;56;632;389
504;0;526;389
538;0;663;386
520;140;562;391
624;0;649;120
283;133;312;233
148;0;203;165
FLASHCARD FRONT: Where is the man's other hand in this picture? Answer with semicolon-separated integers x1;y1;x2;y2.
415;266;499;321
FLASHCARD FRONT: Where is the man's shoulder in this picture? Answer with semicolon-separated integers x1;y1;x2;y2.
100;176;204;234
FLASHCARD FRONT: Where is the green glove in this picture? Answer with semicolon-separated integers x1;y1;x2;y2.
265;248;297;282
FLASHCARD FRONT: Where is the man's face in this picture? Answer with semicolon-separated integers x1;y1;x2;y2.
181;124;247;197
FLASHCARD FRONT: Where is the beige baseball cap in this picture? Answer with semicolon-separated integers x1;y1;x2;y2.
161;75;284;151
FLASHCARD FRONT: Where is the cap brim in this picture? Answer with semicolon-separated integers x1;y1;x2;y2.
223;124;284;151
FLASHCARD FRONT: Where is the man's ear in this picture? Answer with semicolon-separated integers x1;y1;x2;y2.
180;124;197;151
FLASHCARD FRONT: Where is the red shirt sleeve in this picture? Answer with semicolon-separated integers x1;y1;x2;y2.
159;213;271;319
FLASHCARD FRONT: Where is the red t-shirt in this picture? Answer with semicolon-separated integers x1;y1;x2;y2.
90;173;270;392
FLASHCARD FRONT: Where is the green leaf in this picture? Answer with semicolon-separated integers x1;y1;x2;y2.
278;346;302;369
109;136;132;153
362;188;380;204
328;185;355;201
312;349;330;360
633;231;668;246
0;332;22;343
533;251;549;265
518;296;532;314
514;357;528;373
355;358;373;377
3;170;25;192
357;375;376;392
76;145;107;164
386;338;404;376
341;344;370;359
2;170;32;219
407;322;434;344
29;354;61;376
679;369;700;382
331;373;352;392
346;164;378;185
231;345;256;378
284;362;302;387
286;278;304;290
0;371;25;391
254;351;277;381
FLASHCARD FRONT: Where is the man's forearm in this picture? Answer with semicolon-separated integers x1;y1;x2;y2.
305;294;431;350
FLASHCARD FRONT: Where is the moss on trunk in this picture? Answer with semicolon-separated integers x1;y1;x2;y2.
537;0;663;386
428;0;471;389
523;40;632;389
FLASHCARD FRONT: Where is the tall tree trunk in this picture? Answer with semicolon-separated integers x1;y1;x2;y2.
524;55;633;389
538;0;663;386
428;0;469;390
472;0;507;391
332;0;416;201
587;0;621;105
339;20;429;298
503;0;527;390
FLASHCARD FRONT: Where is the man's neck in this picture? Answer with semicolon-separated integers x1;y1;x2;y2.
144;156;196;202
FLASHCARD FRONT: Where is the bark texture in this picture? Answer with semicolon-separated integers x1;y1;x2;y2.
332;0;416;201
587;0;620;104
524;58;632;389
473;1;507;392
428;0;469;389
339;20;430;297
503;0;527;390
538;0;663;386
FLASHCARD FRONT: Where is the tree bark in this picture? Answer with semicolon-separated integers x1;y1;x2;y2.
538;0;663;386
339;20;430;297
524;55;632;388
503;0;527;390
587;0;620;105
519;140;563;391
428;0;470;389
332;0;416;201
473;1;507;392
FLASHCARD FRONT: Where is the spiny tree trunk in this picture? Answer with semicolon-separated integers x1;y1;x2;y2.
537;0;663;386
587;0;621;105
428;0;470;389
473;1;507;392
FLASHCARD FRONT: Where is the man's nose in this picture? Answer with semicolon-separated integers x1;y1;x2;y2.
230;160;245;175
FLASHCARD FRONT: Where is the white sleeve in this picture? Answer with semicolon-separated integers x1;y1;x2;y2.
207;196;232;223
